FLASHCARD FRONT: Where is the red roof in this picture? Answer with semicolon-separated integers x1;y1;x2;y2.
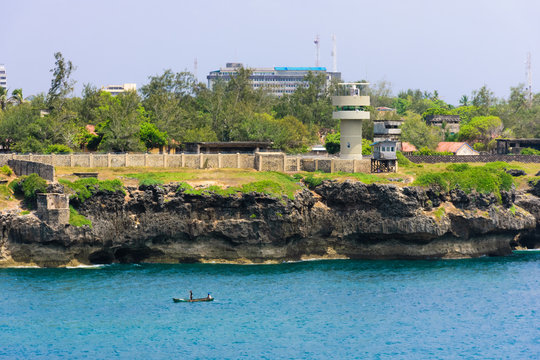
401;142;417;152
436;142;476;154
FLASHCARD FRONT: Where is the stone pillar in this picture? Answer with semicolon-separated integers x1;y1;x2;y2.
107;153;111;167
282;154;286;172
218;153;222;169
315;159;319;171
70;153;74;167
144;153;148;167
125;153;129;167
181;153;185;168
353;159;358;173
297;157;300;172
199;153;204;169
236;153;241;169
163;153;167;167
89;153;93;168
51;153;56;166
331;159;335;173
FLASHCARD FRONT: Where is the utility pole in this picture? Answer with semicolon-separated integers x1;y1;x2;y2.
331;34;337;73
194;57;198;80
526;52;532;107
314;35;320;67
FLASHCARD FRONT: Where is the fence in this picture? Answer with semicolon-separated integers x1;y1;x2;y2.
405;154;540;164
0;153;372;175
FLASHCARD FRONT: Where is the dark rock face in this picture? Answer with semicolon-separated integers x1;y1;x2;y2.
506;169;527;177
0;181;537;267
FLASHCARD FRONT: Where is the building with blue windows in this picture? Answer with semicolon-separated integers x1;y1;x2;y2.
207;63;340;96
0;65;6;90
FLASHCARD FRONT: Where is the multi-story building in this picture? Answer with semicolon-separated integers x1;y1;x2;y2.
425;115;461;135
373;108;403;144
207;63;340;96
101;83;136;96
0;65;6;90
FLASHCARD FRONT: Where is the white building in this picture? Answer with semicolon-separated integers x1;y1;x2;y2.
331;83;370;160
101;83;136;96
0;65;6;90
207;63;340;96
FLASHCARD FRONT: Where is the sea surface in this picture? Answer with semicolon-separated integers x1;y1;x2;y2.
1;252;539;359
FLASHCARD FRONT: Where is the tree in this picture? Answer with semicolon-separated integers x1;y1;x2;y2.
471;85;496;114
459;95;469;106
97;91;146;152
324;133;340;154
0;103;51;152
140;121;167;150
0;87;7;111
46;52;76;110
401;112;443;149
10;89;23;105
458;115;503;145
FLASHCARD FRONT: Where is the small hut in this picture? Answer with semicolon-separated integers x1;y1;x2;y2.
371;140;398;173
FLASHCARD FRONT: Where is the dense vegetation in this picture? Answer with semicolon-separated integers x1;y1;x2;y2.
59;178;124;202
0;52;538;155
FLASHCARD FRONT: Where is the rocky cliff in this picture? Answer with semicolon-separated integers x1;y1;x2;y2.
0;181;538;267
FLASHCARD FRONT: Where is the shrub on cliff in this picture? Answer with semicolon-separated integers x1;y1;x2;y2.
9;173;47;207
413;164;513;200
59;178;124;202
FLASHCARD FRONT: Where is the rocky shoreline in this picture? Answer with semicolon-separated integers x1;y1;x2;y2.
1;180;540;267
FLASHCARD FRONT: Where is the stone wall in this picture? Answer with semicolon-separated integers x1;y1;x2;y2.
7;160;55;181
406;154;540;164
1;153;374;174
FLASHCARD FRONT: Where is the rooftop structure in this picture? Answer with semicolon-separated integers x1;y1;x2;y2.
207;63;341;96
436;142;478;155
425;115;461;135
496;138;540;154
332;83;370;160
101;83;136;96
0;65;6;90
371;140;398;173
401;142;418;154
183;141;273;154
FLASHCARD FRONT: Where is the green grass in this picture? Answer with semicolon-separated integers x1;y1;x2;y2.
509;205;516;215
178;177;300;199
59;178;125;202
20;210;30;215
0;185;12;199
0;165;13;176
413;164;514;201
69;206;92;227
434;207;445;220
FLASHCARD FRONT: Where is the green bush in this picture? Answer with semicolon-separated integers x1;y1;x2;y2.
9;174;47;206
139;178;164;186
520;147;540;155
396;151;412;166
413;164;514;201
0;165;13;176
303;174;325;189
446;163;470;172
45;144;73;154
69;206;92;227
59;178;124;202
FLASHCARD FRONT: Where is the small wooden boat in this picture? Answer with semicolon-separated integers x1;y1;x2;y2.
173;296;214;303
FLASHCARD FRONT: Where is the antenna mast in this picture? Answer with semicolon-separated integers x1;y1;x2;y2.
331;34;337;72
194;57;198;80
314;35;320;67
526;52;532;107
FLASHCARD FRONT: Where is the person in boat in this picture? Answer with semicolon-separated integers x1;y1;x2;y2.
189;290;193;300
207;293;212;299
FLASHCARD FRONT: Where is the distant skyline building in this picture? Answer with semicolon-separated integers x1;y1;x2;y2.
207;63;341;96
0;65;6;90
101;83;136;96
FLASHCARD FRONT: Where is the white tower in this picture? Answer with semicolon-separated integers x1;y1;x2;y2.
332;83;370;159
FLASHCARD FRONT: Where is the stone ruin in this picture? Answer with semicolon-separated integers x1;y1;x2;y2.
36;193;70;225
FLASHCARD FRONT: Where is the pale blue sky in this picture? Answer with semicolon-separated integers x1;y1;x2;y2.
3;0;539;104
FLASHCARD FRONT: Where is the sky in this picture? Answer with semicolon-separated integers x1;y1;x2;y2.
2;0;540;104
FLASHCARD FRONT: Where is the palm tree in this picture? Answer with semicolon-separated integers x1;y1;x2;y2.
459;95;469;106
10;88;23;105
0;87;8;110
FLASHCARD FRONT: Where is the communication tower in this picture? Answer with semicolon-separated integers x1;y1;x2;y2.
331;34;337;73
526;52;532;107
314;35;320;67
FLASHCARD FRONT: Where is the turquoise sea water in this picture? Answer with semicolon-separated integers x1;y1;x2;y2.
1;252;539;359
